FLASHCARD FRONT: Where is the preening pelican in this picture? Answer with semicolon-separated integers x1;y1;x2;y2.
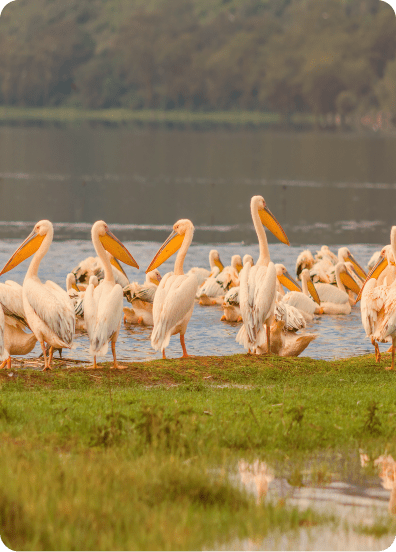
84;221;139;369
296;250;315;280
146;219;198;359
282;268;322;321
315;262;361;315
236;195;290;354
66;273;98;331
0;281;37;370
220;256;255;323
187;250;224;286
72;253;130;289
123;269;162;326
358;227;396;369
0;220;75;370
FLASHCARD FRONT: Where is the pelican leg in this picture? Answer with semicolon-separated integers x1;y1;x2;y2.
266;324;271;354
180;334;190;358
40;342;52;371
372;337;381;362
0;357;10;370
162;349;166;360
386;338;396;371
86;356;98;370
111;341;126;370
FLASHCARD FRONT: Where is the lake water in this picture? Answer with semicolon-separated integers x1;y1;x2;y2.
0;124;393;362
0;125;395;244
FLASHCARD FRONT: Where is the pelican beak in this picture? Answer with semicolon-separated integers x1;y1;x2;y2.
146;230;184;272
345;252;367;280
99;229;139;269
236;263;243;273
355;254;388;304
72;281;80;292
0;230;45;276
277;271;302;292
215;258;224;271
259;206;290;246
109;255;129;278
340;271;361;296
307;279;321;305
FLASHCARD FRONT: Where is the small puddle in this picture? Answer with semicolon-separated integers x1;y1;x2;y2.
223;453;396;550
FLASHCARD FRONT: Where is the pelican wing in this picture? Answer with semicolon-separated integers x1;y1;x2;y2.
132;285;156;304
276;301;306;331
24;279;75;346
283;291;316;316
361;279;384;337
152;273;198;350
224;287;240;307
253;262;277;330
0;281;28;328
90;284;123;354
316;283;349;304
0;306;6;360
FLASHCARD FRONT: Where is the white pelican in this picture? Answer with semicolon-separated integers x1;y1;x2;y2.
83;221;139;370
282;268;322;321
0;220;75;371
257;319;317;357
146;219;198;359
123;269;162;326
197;254;241;306
187;250;224;286
296;249;315;280
220;256;255;323
315;262;361;315
0;281;37;370
66;273;99;332
237;195;290;354
337;247;367;280
357;228;396;368
72;253;129;289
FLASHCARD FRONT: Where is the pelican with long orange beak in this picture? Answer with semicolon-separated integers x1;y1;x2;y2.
236;195;290;354
357;227;396;369
276;265;322;322
83;221;139;370
0;220;75;370
314;262;361;315
146;219;198;359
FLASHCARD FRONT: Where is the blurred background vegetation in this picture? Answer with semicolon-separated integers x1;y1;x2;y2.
0;0;395;125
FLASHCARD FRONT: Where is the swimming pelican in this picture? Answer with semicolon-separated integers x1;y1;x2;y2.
281;269;322;321
0;281;37;369
187;250;224;286
146;219;198;359
315;262;361;315
237;195;290;354
197;255;241;306
337;247;367;280
123;269;162;326
83;221;139;370
0;220;75;370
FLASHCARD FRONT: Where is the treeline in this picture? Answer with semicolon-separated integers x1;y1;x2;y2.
0;0;396;119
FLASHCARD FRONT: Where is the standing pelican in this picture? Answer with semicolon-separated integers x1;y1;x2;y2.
237;196;290;354
146;219;198;359
0;220;75;370
83;221;139;370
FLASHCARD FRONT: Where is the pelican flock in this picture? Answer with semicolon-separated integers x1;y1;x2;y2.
0;195;393;369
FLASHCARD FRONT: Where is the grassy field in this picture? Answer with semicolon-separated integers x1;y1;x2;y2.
0;352;395;549
0;106;316;127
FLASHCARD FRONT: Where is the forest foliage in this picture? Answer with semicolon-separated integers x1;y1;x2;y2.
0;0;396;118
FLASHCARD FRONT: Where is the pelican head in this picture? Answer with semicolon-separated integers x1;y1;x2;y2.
0;219;53;276
231;255;243;272
209;249;224;272
338;247;366;280
146;219;194;272
300;269;321;305
147;269;162;285
336;262;361;295
93;220;139;269
243;254;254;266
251;195;290;246
275;264;302;292
66;272;80;292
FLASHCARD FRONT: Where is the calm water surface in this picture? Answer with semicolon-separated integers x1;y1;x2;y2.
0;239;388;363
0;126;395;243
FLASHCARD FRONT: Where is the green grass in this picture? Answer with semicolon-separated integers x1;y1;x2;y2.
0;353;395;549
0;106;315;127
